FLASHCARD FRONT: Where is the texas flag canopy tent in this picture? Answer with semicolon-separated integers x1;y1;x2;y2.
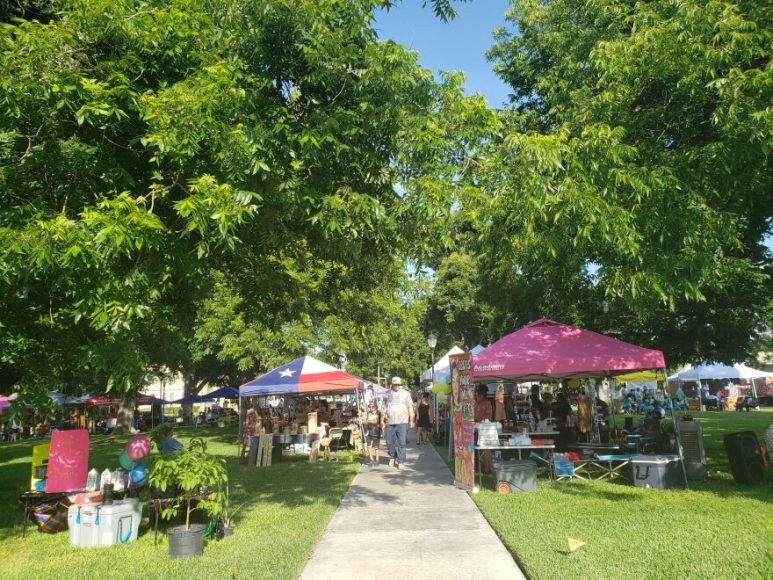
240;356;364;397
474;318;666;381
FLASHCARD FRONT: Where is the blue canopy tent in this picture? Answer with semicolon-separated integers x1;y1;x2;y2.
170;394;207;404
201;386;240;401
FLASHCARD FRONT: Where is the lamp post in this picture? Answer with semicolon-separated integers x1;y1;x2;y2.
427;333;437;434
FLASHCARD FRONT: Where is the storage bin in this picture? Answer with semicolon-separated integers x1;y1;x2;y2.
492;459;537;493
631;454;683;490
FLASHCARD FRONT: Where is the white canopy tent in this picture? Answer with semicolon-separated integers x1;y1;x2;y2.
422;345;488;386
421;346;465;385
667;363;773;381
668;363;773;401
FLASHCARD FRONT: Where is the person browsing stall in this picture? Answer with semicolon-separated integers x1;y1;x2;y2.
475;384;493;422
416;393;434;445
382;377;414;470
364;402;382;468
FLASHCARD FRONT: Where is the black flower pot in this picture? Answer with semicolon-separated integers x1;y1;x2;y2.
167;523;205;559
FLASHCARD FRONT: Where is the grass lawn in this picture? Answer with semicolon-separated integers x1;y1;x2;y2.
0;427;360;580
463;409;773;580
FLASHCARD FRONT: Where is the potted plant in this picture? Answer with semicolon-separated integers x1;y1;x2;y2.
219;482;243;538
148;437;227;559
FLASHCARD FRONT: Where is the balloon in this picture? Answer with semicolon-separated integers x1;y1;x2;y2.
432;383;451;395
436;392;448;403
129;463;147;485
126;434;151;461
119;450;136;470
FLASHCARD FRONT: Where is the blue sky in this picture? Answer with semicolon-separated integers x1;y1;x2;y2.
374;1;513;108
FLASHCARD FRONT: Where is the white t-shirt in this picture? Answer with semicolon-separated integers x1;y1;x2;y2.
384;388;413;425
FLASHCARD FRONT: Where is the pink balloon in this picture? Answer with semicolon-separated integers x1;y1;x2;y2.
126;434;151;461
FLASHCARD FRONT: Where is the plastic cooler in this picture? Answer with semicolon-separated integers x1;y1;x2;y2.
631;454;683;490
492;460;537;493
67;498;141;547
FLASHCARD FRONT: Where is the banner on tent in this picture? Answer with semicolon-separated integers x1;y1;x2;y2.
450;353;475;491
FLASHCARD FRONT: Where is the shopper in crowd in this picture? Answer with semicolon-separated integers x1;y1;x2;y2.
10;417;20;441
551;392;574;452
317;400;331;424
364;401;382;468
416;393;433;445
382;376;414;470
240;402;259;463
160;425;184;454
530;384;545;422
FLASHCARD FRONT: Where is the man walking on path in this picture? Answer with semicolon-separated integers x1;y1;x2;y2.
383;376;414;470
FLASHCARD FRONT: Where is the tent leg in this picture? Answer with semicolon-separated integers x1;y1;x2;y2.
447;402;453;462
665;368;689;489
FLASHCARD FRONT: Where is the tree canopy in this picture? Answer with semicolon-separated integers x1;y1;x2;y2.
1;0;770;410
460;0;772;363
0;0;480;404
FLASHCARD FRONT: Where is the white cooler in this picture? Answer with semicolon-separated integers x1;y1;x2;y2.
67;498;141;547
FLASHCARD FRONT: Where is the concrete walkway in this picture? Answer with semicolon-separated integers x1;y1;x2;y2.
300;433;525;580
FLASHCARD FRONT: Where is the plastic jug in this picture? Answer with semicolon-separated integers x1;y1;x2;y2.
86;468;99;491
100;468;112;491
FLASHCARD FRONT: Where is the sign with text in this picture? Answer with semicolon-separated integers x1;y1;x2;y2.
450;352;475;491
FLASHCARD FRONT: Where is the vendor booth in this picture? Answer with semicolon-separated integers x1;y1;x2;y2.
667;363;773;411
449;319;685;492
239;356;367;463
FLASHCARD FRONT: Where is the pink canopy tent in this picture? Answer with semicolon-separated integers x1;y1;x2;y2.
474;318;666;381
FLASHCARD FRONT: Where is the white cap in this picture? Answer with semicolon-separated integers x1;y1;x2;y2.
391;376;402;386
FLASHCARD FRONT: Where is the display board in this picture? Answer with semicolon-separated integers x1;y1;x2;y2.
45;429;89;492
450;353;475;491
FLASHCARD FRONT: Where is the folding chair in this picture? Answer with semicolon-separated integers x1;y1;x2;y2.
529;451;553;478
553;457;583;480
588;454;639;481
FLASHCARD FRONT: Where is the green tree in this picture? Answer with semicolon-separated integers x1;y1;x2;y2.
0;0;472;428
475;0;771;363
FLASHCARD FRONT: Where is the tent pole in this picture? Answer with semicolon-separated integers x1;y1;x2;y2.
665;368;689;489
698;369;704;413
609;378;616;433
237;393;243;458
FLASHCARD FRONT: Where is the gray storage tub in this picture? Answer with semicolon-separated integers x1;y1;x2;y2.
631;454;683;490
493;459;537;493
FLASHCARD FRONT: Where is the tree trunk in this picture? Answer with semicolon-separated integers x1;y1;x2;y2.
183;374;197;420
116;393;137;435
